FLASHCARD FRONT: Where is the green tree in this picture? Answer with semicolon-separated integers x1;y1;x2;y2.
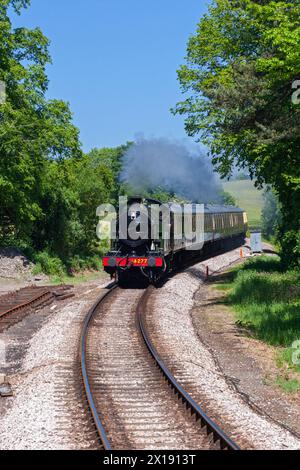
262;187;281;240
174;0;300;267
31;146;128;264
86;144;131;203
73;153;116;254
0;0;81;245
0;1;133;274
221;191;236;206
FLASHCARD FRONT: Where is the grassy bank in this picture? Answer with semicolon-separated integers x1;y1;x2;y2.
216;256;300;392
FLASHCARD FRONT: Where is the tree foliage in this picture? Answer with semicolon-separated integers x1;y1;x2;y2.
221;191;237;206
174;0;300;267
0;0;81;243
262;187;281;240
0;1;128;273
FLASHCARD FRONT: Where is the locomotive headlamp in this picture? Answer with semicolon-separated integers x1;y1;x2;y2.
148;257;156;268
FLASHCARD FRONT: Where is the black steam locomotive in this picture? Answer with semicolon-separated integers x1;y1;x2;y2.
102;197;248;284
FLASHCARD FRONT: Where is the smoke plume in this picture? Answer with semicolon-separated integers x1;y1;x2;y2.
120;137;222;203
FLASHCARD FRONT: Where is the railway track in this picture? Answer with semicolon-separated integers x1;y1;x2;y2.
0;285;74;332
80;284;240;451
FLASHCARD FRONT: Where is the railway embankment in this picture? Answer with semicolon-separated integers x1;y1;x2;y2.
147;244;300;449
0;248;49;295
1;243;299;450
192;256;300;434
0;279;109;450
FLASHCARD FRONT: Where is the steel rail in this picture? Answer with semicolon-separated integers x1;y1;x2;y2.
0;289;53;319
137;287;240;451
80;283;117;450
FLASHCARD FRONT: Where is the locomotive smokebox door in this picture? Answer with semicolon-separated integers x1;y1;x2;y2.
250;230;262;253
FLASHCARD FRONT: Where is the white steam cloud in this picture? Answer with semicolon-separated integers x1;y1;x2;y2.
120;137;222;203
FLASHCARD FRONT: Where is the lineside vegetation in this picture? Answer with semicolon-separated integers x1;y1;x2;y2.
174;0;300;268
216;256;300;392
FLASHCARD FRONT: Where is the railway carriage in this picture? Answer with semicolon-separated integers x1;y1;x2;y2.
102;197;248;284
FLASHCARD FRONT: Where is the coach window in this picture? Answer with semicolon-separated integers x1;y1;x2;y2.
207;214;211;231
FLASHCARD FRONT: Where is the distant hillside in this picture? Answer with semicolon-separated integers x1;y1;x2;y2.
223;180;264;229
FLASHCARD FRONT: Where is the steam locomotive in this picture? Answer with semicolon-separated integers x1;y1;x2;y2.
102;197;248;284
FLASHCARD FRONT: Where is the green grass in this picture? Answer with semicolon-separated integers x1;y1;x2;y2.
215;256;300;387
275;376;300;393
214;282;233;291
223;180;264;229
49;271;107;286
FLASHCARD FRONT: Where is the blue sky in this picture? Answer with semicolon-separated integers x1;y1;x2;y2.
12;1;208;152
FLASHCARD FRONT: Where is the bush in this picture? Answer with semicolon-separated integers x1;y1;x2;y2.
32;251;66;277
88;255;102;270
68;254;101;273
280;229;300;270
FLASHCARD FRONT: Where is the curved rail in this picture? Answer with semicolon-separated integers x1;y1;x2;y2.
137;287;240;451
81;283;240;451
80;283;117;450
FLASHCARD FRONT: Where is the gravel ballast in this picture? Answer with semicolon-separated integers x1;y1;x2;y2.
1;244;299;450
148;246;300;450
0;281;108;450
